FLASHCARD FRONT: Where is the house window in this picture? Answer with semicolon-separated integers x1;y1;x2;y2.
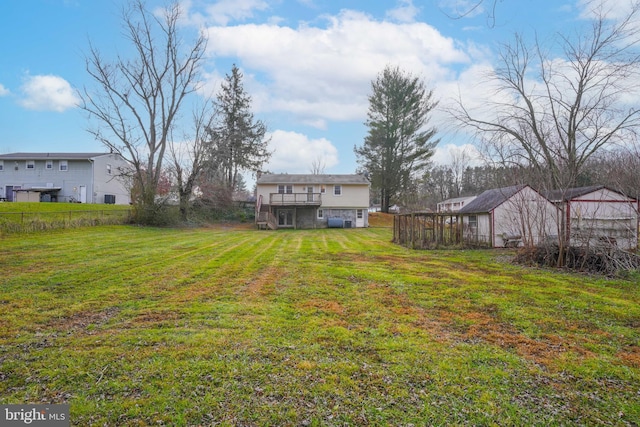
26;160;35;170
45;160;53;170
318;209;324;219
320;185;326;194
107;164;112;175
333;185;342;196
357;209;363;219
278;185;292;194
59;160;68;171
0;161;3;172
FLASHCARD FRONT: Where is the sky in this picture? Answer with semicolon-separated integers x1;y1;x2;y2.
0;0;623;181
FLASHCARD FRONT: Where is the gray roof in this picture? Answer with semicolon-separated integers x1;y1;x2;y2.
458;185;527;214
0;152;112;160
544;185;605;202
256;173;369;185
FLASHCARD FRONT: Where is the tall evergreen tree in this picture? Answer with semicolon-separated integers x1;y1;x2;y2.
355;65;439;212
206;65;270;191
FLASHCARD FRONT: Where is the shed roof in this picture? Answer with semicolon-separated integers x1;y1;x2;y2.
256;173;369;185
545;185;603;202
543;185;635;202
0;152;111;160
458;185;527;214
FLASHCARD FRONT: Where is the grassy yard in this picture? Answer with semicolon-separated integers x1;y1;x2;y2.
0;223;638;426
0;202;131;234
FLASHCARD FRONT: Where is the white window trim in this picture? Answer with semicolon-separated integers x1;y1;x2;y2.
59;160;68;171
0;160;3;172
46;160;53;170
26;160;35;170
333;185;342;196
317;209;324;219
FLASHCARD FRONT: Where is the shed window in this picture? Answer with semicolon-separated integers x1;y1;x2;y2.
468;215;478;229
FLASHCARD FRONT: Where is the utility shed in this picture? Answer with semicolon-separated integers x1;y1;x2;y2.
458;185;560;248
546;186;639;251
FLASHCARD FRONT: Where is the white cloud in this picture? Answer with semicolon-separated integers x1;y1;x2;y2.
203;10;471;124
386;0;420;23
0;83;9;96
204;0;270;26
265;129;339;173
19;75;79;112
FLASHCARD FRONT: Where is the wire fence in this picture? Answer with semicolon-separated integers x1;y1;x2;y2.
393;212;492;249
0;209;132;234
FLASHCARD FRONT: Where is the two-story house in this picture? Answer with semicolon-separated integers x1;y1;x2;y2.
0;152;131;204
255;174;370;229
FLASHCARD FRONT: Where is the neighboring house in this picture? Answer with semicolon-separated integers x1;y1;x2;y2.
458;185;560;248
0;152;130;205
255;173;370;229
437;195;477;213
545;185;639;251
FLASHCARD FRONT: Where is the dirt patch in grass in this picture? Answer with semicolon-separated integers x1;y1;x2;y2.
617;346;640;368
243;266;280;297
47;306;120;333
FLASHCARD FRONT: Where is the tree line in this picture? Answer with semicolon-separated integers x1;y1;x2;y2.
80;0;640;223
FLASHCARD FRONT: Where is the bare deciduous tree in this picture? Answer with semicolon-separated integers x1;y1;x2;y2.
452;0;640;192
167;100;215;220
310;156;326;174
80;0;207;219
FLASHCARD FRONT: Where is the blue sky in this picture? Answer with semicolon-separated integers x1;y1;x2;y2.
0;0;613;178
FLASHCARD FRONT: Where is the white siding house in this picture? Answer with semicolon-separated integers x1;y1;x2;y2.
437;195;477;213
546;186;638;251
255;174;370;229
0;152;130;205
458;185;561;248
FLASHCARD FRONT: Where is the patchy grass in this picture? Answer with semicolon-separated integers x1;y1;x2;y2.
0;202;131;234
0;226;638;426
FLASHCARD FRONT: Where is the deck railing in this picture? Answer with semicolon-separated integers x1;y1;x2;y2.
269;193;322;206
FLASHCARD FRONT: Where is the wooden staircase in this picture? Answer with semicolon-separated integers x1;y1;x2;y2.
256;212;277;230
255;195;277;229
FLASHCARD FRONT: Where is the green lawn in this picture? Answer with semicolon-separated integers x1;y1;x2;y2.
0;225;638;426
0;202;131;234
